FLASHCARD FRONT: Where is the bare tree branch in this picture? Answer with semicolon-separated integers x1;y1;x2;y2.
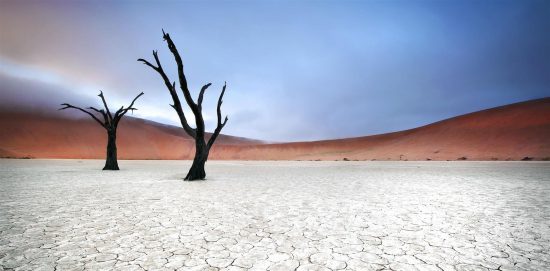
113;106;124;120
98;91;113;125
87;106;108;122
114;92;145;126
137;53;159;72
207;82;228;149
162;31;201;116
87;106;103;114
197;83;212;111
138;50;197;139
59;103;106;128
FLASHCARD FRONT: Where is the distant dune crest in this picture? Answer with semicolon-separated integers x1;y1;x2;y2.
1;98;549;161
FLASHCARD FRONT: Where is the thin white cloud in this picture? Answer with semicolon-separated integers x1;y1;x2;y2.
1;0;548;141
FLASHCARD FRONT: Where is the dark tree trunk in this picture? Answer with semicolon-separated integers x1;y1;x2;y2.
103;130;119;170
139;31;228;181
185;141;208;180
60;91;143;171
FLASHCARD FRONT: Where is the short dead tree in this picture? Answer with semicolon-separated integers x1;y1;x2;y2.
60;91;144;170
138;30;228;181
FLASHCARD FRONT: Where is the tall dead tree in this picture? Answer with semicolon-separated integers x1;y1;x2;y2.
60;91;144;170
138;31;228;180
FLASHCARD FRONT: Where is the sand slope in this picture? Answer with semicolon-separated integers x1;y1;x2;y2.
1;98;549;160
211;98;550;161
0;111;261;159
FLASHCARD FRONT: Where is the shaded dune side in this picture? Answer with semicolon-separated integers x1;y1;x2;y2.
0;112;261;159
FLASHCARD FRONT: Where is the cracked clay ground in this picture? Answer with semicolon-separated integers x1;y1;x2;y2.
0;160;549;271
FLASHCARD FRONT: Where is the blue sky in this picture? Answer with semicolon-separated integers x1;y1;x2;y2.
0;0;549;141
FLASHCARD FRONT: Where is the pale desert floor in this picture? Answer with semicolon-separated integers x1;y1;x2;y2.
0;160;549;271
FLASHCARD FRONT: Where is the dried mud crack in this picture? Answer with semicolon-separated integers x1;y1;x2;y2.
0;160;549;270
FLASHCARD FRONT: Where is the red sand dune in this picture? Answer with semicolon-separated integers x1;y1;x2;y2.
0;111;262;160
1;98;549;161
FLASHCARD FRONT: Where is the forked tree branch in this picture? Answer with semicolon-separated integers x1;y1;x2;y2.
98;91;113;124
113;106;124;120
137;51;160;72
113;92;145;126
139;50;197;138
161;30;198;113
